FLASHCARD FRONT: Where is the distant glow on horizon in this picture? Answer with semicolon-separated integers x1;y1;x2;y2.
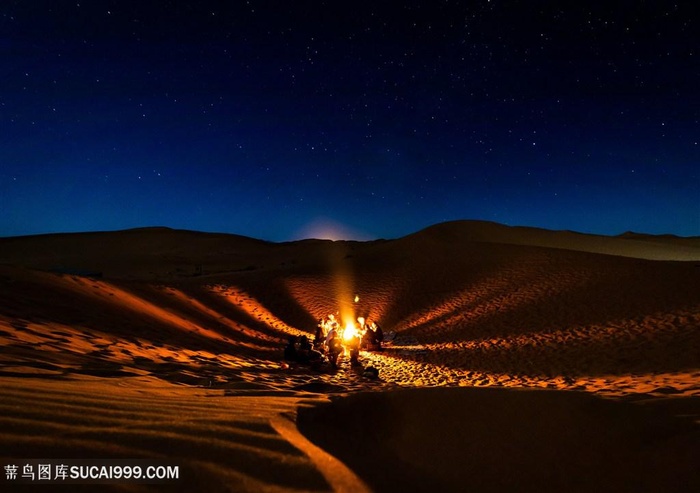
295;218;375;241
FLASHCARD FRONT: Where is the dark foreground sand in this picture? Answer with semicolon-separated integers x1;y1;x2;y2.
1;221;698;491
299;387;700;493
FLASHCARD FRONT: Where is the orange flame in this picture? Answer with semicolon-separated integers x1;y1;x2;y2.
343;320;359;341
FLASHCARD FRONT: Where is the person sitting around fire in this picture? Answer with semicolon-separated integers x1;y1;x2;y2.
346;330;362;367
297;335;324;367
361;323;376;349
325;323;343;370
360;321;383;351
373;322;384;351
284;335;298;364
313;319;325;349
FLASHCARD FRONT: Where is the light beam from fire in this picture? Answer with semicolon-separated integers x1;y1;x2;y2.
331;247;357;338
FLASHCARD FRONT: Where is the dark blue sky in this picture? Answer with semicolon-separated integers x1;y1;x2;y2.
1;1;698;241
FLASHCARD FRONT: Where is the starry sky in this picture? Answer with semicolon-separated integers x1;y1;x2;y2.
1;1;698;241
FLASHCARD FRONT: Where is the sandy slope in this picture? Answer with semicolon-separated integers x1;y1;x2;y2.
0;221;698;491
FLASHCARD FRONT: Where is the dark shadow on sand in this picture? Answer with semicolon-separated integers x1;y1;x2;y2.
297;386;700;493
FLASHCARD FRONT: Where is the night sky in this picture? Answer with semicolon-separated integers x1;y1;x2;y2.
1;1;698;241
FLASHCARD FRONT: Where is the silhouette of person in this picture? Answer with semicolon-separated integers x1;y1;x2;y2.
284;335;298;363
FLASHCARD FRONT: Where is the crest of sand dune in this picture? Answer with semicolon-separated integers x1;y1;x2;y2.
0;221;698;491
405;220;700;261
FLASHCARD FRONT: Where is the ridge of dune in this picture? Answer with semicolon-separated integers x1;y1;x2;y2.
0;227;276;279
1;220;699;279
402;220;700;261
0;226;273;255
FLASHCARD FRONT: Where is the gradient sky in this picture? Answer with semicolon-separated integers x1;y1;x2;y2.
1;1;698;241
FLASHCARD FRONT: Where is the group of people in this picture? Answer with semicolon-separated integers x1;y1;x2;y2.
283;313;384;372
283;334;324;368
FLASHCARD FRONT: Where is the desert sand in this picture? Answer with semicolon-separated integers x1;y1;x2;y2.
0;220;698;492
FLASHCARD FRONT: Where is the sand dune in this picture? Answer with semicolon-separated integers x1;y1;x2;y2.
406;220;700;261
0;221;698;491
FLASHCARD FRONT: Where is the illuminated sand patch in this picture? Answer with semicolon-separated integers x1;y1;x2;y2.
361;349;700;397
213;285;307;338
62;277;231;343
391;255;595;339
166;286;282;344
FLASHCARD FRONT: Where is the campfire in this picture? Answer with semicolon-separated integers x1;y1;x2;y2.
316;306;383;354
284;296;384;372
342;320;359;341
